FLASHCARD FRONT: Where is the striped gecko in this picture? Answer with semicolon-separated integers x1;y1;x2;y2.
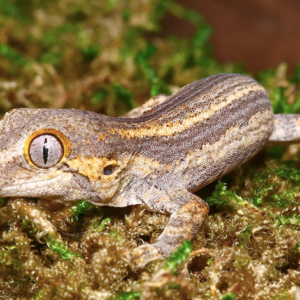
0;73;299;269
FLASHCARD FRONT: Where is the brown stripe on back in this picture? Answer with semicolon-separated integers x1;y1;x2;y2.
148;74;256;122
117;73;256;125
134;73;236;120
133;88;272;164
108;77;265;141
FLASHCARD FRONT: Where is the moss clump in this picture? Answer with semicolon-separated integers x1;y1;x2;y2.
1;0;300;299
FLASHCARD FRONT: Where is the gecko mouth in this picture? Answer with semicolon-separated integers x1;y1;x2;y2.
0;173;72;198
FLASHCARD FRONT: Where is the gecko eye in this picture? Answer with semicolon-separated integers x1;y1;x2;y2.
29;134;64;168
25;129;71;169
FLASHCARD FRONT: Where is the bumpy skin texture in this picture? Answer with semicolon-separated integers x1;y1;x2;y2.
0;73;295;268
269;114;300;142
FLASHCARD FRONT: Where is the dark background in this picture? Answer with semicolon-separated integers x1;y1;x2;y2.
161;0;300;72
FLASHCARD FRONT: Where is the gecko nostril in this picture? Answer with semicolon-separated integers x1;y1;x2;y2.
103;164;118;175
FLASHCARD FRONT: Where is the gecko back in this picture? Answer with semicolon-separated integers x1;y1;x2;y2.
116;73;274;192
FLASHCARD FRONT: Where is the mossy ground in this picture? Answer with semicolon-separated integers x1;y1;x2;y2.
1;1;300;299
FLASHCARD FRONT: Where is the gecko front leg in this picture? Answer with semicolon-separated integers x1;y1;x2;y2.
130;188;209;269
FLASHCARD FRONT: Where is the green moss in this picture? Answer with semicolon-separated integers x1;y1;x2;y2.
30;290;50;300
0;43;28;66
272;291;294;300
271;87;300;114
72;200;95;221
97;217;112;232
91;90;108;104
168;1;205;26
111;291;141;300
0;248;22;269
164;240;193;272
112;82;135;111
253;165;300;185
222;293;236;300
271;168;300;185
81;45;101;61
253;183;277;206
136;44;170;97
38;51;62;65
238;223;252;248
0;0;27;20
45;236;81;261
270;187;300;208
206;182;245;208
275;213;300;227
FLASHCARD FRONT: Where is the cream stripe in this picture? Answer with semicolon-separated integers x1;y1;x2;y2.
107;84;266;139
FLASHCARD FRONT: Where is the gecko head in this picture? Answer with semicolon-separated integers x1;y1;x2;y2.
0;108;131;203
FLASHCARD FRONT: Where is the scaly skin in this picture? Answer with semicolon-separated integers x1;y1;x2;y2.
0;73;299;268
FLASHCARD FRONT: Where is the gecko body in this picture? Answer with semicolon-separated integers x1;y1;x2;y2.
0;73;299;268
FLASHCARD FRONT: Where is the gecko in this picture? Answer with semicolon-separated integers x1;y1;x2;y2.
0;73;299;269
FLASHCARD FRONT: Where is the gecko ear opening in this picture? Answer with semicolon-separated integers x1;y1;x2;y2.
103;164;119;175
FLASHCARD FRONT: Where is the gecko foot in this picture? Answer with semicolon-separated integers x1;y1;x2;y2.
130;244;162;270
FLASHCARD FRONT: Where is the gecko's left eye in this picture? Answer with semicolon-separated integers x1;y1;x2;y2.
24;129;71;169
29;134;63;168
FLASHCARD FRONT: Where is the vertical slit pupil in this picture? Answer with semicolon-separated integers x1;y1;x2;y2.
43;138;49;165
